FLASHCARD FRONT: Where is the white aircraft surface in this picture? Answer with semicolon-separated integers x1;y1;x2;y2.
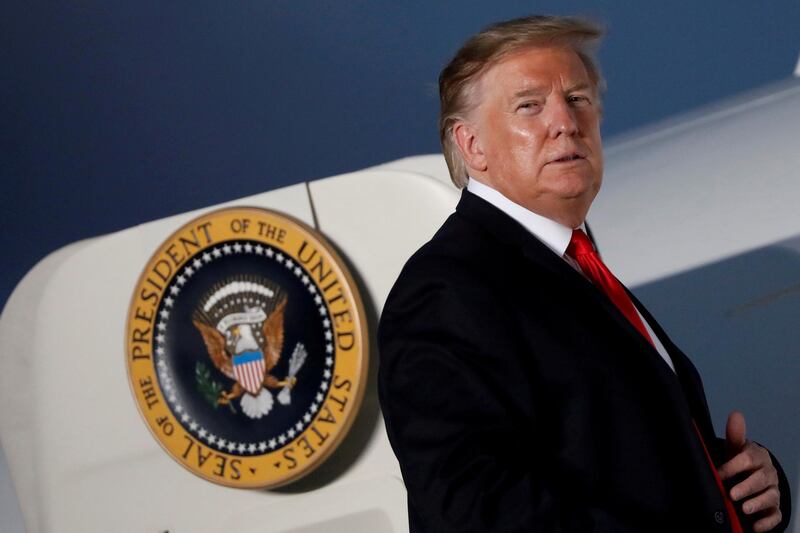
1;76;799;532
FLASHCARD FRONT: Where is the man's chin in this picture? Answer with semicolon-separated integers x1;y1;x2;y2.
547;178;599;202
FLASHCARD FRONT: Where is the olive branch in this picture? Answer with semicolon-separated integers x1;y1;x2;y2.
195;362;236;413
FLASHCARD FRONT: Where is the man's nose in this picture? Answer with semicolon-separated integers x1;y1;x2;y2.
545;97;579;138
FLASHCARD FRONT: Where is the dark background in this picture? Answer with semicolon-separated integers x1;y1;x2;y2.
1;1;798;310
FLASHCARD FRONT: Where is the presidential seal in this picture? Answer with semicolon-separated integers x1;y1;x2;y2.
126;207;368;488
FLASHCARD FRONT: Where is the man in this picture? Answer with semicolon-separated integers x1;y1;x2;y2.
377;15;791;533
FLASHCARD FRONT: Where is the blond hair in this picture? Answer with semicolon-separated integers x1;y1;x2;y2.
438;15;605;188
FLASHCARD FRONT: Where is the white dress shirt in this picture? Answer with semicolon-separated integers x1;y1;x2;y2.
467;177;676;373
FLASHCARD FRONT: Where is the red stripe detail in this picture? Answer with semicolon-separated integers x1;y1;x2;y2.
243;364;254;392
247;363;260;392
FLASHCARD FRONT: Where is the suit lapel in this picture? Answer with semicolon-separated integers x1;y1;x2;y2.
628;290;718;438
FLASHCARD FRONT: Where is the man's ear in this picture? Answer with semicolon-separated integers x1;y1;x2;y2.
453;120;487;173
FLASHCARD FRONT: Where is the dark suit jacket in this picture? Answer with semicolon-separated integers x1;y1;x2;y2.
378;190;791;532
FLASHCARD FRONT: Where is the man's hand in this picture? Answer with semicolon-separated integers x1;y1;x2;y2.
718;411;782;532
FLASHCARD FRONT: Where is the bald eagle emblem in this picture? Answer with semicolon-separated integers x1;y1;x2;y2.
192;277;307;419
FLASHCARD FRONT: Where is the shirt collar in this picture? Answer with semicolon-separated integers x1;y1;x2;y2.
466;177;581;258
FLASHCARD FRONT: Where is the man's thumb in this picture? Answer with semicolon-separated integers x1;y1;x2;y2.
726;410;747;457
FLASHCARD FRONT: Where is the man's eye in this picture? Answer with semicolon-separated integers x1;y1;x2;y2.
568;95;591;105
517;102;540;113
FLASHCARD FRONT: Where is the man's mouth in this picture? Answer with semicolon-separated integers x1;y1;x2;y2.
550;152;585;164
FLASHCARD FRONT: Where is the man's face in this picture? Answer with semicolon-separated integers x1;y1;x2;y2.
462;46;603;227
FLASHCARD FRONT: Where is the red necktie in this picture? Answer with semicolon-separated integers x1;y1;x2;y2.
566;229;652;345
566;229;743;533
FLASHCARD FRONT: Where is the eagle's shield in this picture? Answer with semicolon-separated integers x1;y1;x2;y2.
232;351;266;395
